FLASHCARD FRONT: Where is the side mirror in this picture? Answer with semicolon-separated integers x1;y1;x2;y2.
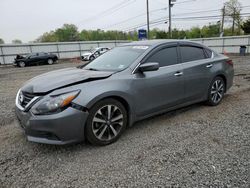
138;62;159;72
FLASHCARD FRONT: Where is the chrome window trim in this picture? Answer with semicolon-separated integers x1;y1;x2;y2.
211;51;214;58
132;62;181;74
131;62;142;74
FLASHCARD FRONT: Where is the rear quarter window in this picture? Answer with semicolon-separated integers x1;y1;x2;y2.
180;46;206;62
204;48;213;58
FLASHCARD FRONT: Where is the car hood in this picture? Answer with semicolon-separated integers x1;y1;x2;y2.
82;52;92;56
21;67;113;93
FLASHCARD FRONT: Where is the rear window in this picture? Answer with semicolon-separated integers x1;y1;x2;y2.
180;46;206;62
204;48;213;58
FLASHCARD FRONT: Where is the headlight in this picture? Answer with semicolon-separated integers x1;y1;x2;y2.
31;90;80;115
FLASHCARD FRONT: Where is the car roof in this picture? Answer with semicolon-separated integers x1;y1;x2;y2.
95;47;108;50
121;39;205;48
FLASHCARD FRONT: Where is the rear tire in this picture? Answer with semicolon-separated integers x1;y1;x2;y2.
47;58;54;65
206;76;225;106
85;98;128;146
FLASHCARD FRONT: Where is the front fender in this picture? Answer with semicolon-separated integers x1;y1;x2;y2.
72;79;137;126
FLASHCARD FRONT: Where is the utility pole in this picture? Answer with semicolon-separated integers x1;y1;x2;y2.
232;8;236;35
220;6;225;37
146;0;150;39
168;0;175;38
168;0;172;38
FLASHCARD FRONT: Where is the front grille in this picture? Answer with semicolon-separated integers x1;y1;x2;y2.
19;91;36;108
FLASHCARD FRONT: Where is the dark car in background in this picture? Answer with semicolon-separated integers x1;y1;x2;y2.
14;52;58;67
15;40;234;145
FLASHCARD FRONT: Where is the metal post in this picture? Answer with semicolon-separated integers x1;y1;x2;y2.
78;42;82;57
0;46;5;65
29;45;33;53
247;36;250;54
146;0;150;39
56;43;60;58
168;0;172;38
222;37;225;54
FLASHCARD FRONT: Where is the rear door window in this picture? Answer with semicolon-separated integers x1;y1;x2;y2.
180;46;206;63
146;47;178;67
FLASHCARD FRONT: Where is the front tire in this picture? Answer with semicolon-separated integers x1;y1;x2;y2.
89;56;95;61
18;61;25;68
85;98;128;146
207;76;225;106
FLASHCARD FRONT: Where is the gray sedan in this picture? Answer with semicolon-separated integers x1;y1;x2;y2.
15;40;234;145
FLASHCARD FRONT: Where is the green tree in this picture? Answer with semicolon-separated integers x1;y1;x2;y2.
36;31;58;42
201;23;220;37
224;0;242;35
241;18;250;34
12;39;22;44
186;27;201;38
0;38;4;44
54;24;79;42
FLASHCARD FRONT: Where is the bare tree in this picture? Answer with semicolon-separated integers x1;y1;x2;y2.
224;0;242;35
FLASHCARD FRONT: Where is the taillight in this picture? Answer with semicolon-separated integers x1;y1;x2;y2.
226;59;233;66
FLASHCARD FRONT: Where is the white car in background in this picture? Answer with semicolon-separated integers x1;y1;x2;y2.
81;47;110;61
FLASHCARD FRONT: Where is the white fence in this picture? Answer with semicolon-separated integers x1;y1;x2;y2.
190;35;250;54
0;41;129;65
0;35;250;65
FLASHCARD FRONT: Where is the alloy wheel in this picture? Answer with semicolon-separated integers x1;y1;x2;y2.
48;59;53;65
211;79;224;104
92;105;124;141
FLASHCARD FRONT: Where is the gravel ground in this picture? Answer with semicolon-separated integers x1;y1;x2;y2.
0;56;249;187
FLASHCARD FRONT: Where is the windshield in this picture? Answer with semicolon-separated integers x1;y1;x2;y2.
90;49;97;53
83;46;148;71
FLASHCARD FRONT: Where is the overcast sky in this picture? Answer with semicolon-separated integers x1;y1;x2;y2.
0;0;250;43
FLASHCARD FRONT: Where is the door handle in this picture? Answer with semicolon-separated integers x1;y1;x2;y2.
174;72;183;76
206;64;213;68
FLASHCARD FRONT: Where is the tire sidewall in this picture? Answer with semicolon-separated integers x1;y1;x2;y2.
85;98;128;146
207;76;225;106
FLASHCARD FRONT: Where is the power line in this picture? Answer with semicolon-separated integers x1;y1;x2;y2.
122;13;250;32
101;7;168;30
120;9;220;28
103;8;223;30
76;0;135;25
120;4;250;32
90;3;250;32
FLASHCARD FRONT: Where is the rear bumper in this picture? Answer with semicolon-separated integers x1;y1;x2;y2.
226;68;234;91
15;106;89;145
